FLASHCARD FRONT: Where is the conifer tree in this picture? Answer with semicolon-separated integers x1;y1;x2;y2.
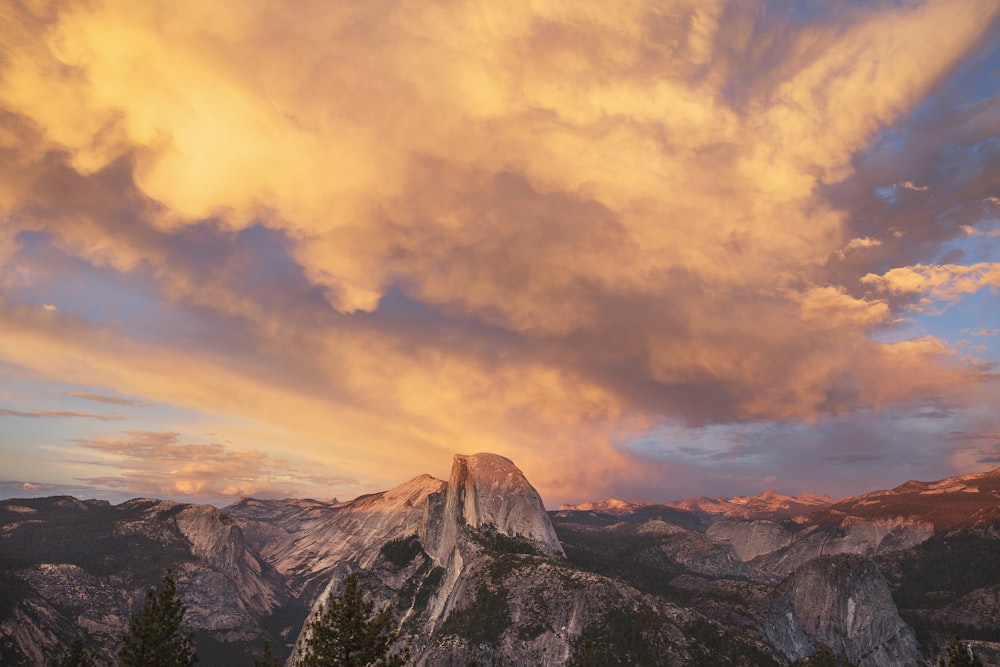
939;637;983;667
297;574;408;667
252;640;282;667
119;569;197;667
796;647;856;666
52;638;96;667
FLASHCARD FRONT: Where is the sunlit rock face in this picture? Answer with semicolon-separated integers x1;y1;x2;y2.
5;461;1000;666
423;453;564;565
229;473;446;598
451;453;564;556
765;555;920;667
287;453;566;665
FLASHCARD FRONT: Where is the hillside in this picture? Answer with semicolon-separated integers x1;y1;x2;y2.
1;460;999;665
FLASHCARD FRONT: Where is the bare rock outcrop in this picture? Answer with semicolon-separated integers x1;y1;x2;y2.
423;453;564;565
288;453;566;666
753;517;934;576
765;554;920;667
707;519;795;561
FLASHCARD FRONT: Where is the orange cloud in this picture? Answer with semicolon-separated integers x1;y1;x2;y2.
0;0;997;503
862;263;1000;302
72;430;354;500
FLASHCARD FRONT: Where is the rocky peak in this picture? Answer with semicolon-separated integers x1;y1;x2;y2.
557;498;655;514
666;489;837;520
827;466;1000;531
423;453;564;564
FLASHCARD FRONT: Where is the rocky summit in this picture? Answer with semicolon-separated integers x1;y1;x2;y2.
1;459;999;666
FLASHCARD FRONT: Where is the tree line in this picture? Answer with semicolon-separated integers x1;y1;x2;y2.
53;570;407;667
51;570;988;667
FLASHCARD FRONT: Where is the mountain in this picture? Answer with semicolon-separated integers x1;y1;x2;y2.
557;498;655;514
0;497;289;665
819;467;1000;531
1;460;999;665
555;466;1000;665
664;489;839;520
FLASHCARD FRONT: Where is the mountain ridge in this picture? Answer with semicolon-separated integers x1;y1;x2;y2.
2;458;999;665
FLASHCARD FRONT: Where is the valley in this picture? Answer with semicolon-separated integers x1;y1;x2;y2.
1;455;999;666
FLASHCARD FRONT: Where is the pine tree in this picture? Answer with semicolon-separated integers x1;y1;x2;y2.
52;638;96;667
119;569;198;667
252;641;282;667
797;647;856;666
939;637;983;667
297;574;409;667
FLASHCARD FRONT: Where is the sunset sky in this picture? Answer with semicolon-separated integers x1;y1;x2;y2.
1;0;999;508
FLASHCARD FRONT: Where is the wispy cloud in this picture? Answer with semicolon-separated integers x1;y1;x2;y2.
0;480;58;494
0;407;124;421
65;391;151;407
71;431;355;500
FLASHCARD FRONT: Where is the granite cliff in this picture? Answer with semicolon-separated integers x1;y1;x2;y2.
2;460;999;665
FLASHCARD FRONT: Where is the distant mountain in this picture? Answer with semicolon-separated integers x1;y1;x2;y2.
560;489;838;521
664;489;839;520
1;460;999;666
558;498;655;514
819;467;1000;531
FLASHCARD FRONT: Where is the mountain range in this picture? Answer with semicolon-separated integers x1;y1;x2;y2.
1;454;999;666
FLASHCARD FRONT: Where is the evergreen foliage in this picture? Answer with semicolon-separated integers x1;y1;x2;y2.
378;535;423;567
297;574;408;667
52;638;96;667
438;580;511;645
684;619;782;666
569;603;666;666
470;523;540;555
572;640;602;667
119;569;197;667
252;641;282;667
938;637;984;667
796;647;856;666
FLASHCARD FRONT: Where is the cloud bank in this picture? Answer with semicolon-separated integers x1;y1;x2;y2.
0;0;998;503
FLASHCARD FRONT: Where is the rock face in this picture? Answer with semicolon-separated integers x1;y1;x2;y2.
4;460;1000;666
228;474;446;598
751;516;935;577
706;519;795;562
287;453;566;665
423;453;564;565
0;497;288;666
765;555;920;667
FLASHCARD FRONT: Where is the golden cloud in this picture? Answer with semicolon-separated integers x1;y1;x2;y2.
0;0;997;502
862;263;1000;302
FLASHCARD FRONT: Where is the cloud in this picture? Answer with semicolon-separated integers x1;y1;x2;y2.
840;236;883;257
0;480;57;495
861;263;1000;302
0;407;124;421
0;0;997;503
65;391;150;407
72;430;355;500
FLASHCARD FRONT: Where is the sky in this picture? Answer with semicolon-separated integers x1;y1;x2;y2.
1;0;999;509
